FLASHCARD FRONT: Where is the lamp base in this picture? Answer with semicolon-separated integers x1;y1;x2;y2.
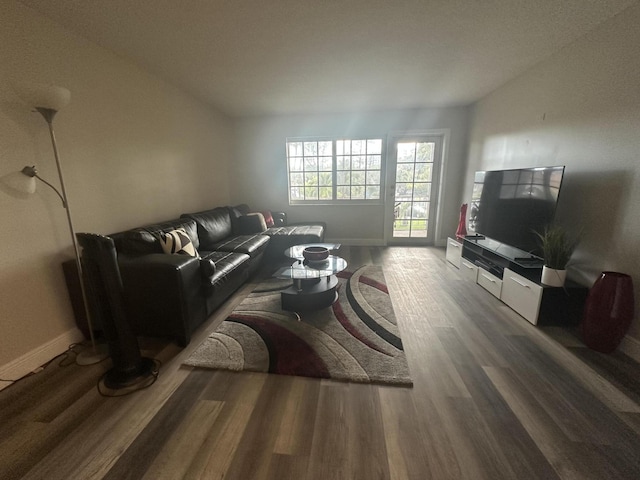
76;343;110;366
103;357;158;390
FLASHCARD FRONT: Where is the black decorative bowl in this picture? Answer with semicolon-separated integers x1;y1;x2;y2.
303;246;329;263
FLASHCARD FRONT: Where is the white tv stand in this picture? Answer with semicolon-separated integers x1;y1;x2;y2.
446;236;587;326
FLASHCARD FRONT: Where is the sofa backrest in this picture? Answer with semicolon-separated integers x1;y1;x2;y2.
111;218;200;255
180;207;233;250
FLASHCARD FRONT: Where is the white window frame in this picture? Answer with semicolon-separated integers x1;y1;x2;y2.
286;136;386;205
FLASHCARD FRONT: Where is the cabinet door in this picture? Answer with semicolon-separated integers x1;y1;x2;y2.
477;269;502;298
501;268;543;325
445;237;462;268
460;258;478;282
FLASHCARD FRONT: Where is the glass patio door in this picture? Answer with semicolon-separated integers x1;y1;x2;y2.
385;135;442;244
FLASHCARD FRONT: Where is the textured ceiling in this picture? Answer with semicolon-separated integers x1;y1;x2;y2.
21;0;638;117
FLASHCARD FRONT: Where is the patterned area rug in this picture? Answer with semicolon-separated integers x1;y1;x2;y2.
184;265;412;385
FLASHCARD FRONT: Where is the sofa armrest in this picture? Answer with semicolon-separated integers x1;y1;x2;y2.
237;213;268;234
118;253;206;346
287;221;327;229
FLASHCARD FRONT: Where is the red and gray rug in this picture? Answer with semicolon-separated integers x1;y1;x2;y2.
184;265;412;385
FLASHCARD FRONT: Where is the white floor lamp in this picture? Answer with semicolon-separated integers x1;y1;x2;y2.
1;83;108;365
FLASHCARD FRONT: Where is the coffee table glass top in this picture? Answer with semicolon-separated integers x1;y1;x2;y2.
284;243;341;260
274;255;347;280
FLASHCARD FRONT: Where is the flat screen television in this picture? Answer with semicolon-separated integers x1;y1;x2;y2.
468;166;565;256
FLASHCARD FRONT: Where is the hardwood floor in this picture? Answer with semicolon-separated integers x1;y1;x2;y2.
1;246;639;479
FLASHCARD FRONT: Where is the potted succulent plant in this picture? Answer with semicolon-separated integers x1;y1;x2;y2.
535;225;580;287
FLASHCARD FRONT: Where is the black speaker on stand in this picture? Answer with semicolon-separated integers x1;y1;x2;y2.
77;233;157;389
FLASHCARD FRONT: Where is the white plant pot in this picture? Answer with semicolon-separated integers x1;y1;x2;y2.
541;266;567;287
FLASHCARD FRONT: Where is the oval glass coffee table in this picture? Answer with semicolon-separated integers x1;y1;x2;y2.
274;244;347;312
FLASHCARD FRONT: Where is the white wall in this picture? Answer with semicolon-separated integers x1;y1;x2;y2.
0;2;232;374
464;4;640;343
232;108;470;245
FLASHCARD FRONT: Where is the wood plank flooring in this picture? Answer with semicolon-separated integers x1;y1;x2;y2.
1;246;639;479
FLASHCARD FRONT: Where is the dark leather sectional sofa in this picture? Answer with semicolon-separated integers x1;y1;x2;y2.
105;204;325;346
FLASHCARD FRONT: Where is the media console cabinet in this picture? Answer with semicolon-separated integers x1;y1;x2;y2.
446;236;587;326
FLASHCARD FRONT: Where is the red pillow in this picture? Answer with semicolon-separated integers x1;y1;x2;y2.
261;210;274;227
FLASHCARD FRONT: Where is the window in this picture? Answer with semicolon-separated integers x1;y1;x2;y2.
286;137;384;204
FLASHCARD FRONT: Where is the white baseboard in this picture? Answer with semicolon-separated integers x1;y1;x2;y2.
0;328;85;391
327;238;450;248
327;238;386;247
618;334;640;363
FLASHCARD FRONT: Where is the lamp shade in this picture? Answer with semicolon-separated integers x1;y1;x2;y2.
13;82;71;111
0;169;37;195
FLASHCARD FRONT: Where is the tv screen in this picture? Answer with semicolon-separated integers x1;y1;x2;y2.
468;166;565;255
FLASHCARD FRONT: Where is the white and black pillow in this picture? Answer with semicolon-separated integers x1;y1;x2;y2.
158;228;198;256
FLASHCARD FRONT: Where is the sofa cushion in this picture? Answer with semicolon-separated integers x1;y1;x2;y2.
237;212;267;234
263;225;325;258
113;218;199;255
231;204;250;216
227;204;251;235
114;228;162;255
211;234;270;258
264;225;325;240
181;207;233;250
199;250;250;287
158;228;198;256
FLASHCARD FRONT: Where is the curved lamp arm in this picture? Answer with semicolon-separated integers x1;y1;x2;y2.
19;166;67;207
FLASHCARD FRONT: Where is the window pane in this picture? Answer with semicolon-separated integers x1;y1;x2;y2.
352;140;365;154
366;171;380;185
337;186;350;199
318;141;332;156
396;164;415;182
413;183;431;200
396;202;412;218
416;142;434;162
337;156;350;170
397;143;415;163
351;171;365;185
410;220;427;237
412;202;427;219
367;139;382;154
305;172;318;185
290;187;303;200
367;155;381;169
414;163;432;181
290;158;303;171
304;142;318;155
352;156;366;170
366;186;380;199
290;173;304;186
289;142;303;156
304;186;318;199
337;171;350;185
351;185;365;199
318;172;332;186
395;183;413;200
319;187;332;199
337;140;350;155
319;157;332;170
304;157;318;171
